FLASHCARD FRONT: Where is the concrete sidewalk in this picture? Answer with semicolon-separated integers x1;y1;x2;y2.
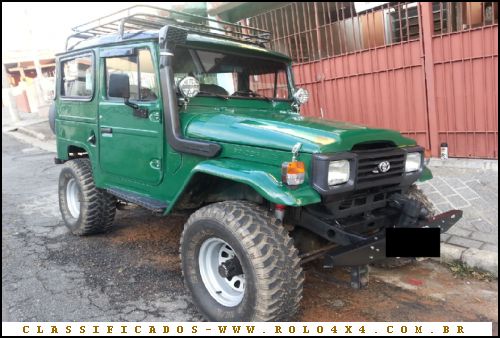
2;107;56;153
2;108;498;276
418;164;498;276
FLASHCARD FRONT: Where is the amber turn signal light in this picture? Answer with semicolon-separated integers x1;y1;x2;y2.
282;161;305;186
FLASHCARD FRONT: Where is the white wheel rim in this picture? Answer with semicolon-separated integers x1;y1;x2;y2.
198;237;245;307
66;178;81;218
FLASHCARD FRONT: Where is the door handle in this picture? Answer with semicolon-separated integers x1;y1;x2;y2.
100;127;113;134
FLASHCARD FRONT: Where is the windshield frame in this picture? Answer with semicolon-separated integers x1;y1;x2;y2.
173;45;295;102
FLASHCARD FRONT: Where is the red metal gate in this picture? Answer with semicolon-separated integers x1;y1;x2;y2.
244;2;498;158
430;3;498;158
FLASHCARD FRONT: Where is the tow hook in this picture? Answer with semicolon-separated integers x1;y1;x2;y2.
418;209;463;232
389;193;463;231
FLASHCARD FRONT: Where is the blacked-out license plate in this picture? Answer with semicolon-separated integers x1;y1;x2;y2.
386;228;440;257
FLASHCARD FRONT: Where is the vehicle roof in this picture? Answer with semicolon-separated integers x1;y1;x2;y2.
58;30;291;62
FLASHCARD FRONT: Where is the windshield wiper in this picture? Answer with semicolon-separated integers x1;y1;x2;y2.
232;90;273;102
253;92;273;103
196;91;229;100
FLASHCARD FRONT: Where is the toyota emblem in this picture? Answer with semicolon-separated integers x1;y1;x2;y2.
377;161;391;173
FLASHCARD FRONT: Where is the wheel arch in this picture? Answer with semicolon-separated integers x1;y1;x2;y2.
56;138;95;162
168;158;321;213
172;172;264;211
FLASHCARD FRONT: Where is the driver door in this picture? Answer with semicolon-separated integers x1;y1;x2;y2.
98;45;163;186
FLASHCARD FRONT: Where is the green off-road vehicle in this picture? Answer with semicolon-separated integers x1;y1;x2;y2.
51;6;462;321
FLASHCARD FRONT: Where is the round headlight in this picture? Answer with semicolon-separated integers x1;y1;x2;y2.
178;76;200;98
293;88;309;105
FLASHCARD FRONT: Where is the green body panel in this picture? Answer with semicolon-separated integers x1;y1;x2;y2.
55;35;428;212
97;42;164;186
181;98;416;154
419;166;433;182
56;121;97;162
56;50;99;164
190;159;321;206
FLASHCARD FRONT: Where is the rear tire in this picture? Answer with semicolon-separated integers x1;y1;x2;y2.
373;185;435;269
58;158;116;235
180;201;303;321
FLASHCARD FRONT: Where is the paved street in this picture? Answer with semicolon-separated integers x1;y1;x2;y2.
1;133;200;321
1;134;498;328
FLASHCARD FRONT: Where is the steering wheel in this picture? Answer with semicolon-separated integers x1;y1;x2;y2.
140;87;157;100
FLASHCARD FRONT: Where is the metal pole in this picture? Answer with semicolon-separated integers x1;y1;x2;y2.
419;2;440;158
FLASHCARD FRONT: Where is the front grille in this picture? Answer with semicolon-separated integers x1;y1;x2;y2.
355;148;405;190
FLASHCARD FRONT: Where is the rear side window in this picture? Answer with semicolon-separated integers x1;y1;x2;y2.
105;49;157;101
61;55;93;98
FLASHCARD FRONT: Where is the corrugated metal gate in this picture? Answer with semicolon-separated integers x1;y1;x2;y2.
244;2;498;158
431;3;498;158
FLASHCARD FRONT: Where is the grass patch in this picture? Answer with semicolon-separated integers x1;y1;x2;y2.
447;261;495;282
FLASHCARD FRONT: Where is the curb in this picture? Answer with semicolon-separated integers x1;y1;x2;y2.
428;158;498;172
2;118;49;129
17;126;47;141
434;243;498;277
3;130;56;153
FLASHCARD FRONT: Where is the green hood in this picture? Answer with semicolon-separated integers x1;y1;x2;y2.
182;110;416;154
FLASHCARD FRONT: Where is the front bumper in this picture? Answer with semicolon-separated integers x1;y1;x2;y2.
322;209;463;267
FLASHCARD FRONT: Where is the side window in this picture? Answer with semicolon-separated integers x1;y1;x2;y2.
106;48;157;101
61;55;93;98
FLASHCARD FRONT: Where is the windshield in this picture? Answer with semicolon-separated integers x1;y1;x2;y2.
173;47;290;100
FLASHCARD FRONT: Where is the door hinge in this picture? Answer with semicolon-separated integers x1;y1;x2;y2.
149;111;161;122
149;159;161;170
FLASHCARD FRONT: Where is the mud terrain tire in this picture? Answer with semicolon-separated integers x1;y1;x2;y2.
58;158;116;235
180;201;304;321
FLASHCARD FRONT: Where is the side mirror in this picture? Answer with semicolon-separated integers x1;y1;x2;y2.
108;73;130;99
108;72;148;118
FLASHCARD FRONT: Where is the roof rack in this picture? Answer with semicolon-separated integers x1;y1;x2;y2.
66;5;271;51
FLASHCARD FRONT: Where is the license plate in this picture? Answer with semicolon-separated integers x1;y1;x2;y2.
386;227;440;257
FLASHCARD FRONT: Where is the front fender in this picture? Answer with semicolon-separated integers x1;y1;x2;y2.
191;159;321;207
418;165;433;182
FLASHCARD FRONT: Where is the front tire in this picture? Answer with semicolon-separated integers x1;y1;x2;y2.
180;201;303;321
58;158;116;235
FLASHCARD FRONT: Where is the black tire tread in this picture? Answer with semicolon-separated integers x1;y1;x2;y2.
62;158;116;235
180;201;304;321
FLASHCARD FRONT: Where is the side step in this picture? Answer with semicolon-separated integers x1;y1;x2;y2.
107;188;168;213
